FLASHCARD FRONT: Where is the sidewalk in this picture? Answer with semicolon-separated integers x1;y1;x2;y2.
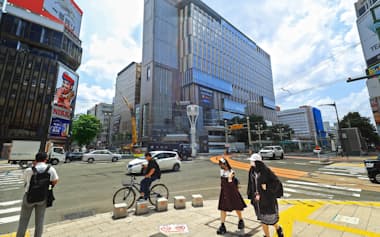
7;199;380;237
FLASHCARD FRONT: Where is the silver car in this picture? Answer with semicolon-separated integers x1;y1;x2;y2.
259;146;284;160
82;150;121;163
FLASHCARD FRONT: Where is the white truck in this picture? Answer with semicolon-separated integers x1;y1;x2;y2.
8;140;65;167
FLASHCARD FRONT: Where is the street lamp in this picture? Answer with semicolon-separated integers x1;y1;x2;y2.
319;102;344;156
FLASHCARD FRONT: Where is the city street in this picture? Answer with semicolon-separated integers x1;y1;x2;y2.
1;154;380;234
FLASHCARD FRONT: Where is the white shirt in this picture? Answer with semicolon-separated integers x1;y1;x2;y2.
23;162;59;193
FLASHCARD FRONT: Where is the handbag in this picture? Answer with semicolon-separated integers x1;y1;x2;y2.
46;186;55;208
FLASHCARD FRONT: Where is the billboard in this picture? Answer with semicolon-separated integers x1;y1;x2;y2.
199;87;213;108
49;63;79;138
7;0;82;37
357;6;380;66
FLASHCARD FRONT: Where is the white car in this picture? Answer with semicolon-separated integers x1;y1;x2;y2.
259;146;284;160
127;151;181;174
82;150;121;163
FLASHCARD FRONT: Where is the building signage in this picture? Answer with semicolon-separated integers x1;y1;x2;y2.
357;6;380;66
49;63;79;138
43;0;82;37
199;87;213;108
262;96;276;110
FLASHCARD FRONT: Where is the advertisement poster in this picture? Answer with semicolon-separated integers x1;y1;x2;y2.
43;0;83;37
49;63;79;138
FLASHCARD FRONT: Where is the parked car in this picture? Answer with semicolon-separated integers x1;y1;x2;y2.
65;152;84;163
126;151;181;174
82;150;121;163
364;159;380;184
259;146;284;160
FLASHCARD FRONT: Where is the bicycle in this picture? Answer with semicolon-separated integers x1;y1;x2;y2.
112;175;169;209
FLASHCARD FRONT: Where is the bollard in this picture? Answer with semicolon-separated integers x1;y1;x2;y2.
113;203;128;219
156;197;168;212
191;194;203;207
135;200;149;215
174;196;186;209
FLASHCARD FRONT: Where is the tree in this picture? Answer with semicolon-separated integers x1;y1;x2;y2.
341;112;380;145
268;124;294;142
71;114;101;147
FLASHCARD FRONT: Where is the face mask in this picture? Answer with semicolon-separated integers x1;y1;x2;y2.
250;160;256;166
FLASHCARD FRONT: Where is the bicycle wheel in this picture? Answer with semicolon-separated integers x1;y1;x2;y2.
149;184;169;206
113;187;136;209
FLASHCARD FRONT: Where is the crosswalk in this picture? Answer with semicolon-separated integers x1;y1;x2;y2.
282;179;362;199
317;164;368;180
0;168;23;226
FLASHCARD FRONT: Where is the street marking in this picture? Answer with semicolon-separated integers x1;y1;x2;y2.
0;215;20;224
0;200;21;207
334;215;359;225
0;207;21;215
285;183;360;198
0;231;29;237
278;200;380;237
286;180;361;192
283;187;334;199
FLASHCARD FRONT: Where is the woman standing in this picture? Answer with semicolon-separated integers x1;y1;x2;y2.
247;153;284;237
217;158;246;235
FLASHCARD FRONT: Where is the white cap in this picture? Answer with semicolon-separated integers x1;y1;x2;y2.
247;153;262;161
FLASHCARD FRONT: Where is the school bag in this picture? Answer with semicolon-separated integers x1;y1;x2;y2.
27;165;51;203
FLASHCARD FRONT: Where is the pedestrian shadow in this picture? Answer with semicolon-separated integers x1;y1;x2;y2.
205;215;263;236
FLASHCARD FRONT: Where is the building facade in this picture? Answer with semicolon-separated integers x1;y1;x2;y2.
277;106;325;143
355;0;380;134
0;0;82;152
111;62;141;148
140;0;276;146
87;103;113;148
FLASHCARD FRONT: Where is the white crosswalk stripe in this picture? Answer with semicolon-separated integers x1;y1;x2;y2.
0;169;24;192
317;165;368;180
0;200;21;225
283;180;362;199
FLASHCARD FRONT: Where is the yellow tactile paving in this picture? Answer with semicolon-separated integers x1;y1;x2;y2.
0;231;29;237
277;200;380;237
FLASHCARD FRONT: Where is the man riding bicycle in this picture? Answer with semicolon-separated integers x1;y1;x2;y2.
139;152;161;200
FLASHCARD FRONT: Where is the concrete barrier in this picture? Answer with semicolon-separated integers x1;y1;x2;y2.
112;203;127;219
191;194;203;207
174;196;186;209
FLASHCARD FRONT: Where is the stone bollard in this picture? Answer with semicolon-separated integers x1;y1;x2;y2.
191;194;203;207
174;196;186;209
156;197;168;212
113;203;128;219
135;200;149;215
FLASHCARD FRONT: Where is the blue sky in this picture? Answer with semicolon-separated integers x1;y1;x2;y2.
74;0;372;126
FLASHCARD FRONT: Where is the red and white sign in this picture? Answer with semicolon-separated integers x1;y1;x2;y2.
159;224;189;234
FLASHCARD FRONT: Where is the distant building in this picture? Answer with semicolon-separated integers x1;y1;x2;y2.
277;106;325;142
87;103;113;148
140;0;276;148
111;62;141;147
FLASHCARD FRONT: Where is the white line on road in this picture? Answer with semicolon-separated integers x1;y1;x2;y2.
0;200;22;206
286;180;362;192
0;215;20;224
285;183;361;198
283;187;334;199
0;207;21;215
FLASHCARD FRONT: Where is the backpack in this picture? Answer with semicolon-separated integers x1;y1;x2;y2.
27;165;51;203
273;178;284;198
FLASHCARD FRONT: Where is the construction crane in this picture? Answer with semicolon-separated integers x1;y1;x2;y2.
122;96;137;151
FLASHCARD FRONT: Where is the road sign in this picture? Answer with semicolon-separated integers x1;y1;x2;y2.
229;124;244;130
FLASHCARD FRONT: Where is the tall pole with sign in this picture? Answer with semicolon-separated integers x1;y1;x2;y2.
187;105;199;157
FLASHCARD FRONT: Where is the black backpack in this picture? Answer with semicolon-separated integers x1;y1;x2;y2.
27;165;51;203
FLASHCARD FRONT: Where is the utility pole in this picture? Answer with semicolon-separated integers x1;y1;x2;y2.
246;117;251;152
255;123;263;148
224;120;229;146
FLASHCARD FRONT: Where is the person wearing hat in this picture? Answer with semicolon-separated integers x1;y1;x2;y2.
54;72;75;111
247;153;284;237
216;157;246;235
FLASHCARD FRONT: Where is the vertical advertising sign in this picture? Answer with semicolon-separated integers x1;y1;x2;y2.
49;63;79;138
199;87;213;108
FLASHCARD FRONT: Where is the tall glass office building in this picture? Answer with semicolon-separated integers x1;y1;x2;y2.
140;0;276;146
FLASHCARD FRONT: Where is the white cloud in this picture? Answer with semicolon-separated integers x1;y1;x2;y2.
75;82;115;114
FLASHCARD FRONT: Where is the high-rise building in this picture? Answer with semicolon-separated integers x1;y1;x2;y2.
277;106;325;142
87;103;113;148
0;0;83;152
111;62;141;148
140;0;276;146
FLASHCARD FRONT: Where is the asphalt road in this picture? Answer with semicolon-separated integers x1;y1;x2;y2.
1;155;380;234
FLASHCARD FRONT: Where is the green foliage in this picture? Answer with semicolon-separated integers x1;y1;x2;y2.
71;114;101;147
341;112;380;145
268;124;294;141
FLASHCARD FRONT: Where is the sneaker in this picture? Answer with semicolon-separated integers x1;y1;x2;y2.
137;196;146;201
216;223;226;235
238;219;245;229
276;226;284;237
